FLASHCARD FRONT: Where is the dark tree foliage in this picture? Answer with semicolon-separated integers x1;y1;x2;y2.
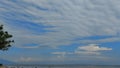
0;25;14;51
0;64;3;66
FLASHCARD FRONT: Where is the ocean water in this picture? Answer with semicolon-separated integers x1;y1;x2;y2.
6;65;120;68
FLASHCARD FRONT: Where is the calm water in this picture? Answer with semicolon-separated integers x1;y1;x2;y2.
6;65;120;68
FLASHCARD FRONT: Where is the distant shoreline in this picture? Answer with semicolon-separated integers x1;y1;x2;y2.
5;64;120;66
4;65;120;68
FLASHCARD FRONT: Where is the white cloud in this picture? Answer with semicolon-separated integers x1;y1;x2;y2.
78;44;112;52
75;44;112;55
19;57;35;62
75;51;101;55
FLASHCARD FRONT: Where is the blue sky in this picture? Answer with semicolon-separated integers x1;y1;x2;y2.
0;0;120;65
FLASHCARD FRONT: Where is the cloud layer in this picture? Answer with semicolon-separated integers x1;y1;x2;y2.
0;0;120;47
0;0;120;48
0;0;120;63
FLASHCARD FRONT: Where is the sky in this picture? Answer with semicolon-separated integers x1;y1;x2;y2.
0;0;120;65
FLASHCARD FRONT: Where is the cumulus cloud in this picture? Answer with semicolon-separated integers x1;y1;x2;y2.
78;44;112;51
75;44;112;55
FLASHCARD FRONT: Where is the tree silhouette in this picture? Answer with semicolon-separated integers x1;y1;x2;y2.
0;25;14;51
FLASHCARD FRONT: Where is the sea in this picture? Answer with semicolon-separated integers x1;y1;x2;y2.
5;65;120;68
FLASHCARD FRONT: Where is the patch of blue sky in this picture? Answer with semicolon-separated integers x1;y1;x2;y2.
16;45;57;54
102;42;120;52
58;43;81;52
23;43;38;47
0;47;22;57
97;42;120;59
4;46;52;57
